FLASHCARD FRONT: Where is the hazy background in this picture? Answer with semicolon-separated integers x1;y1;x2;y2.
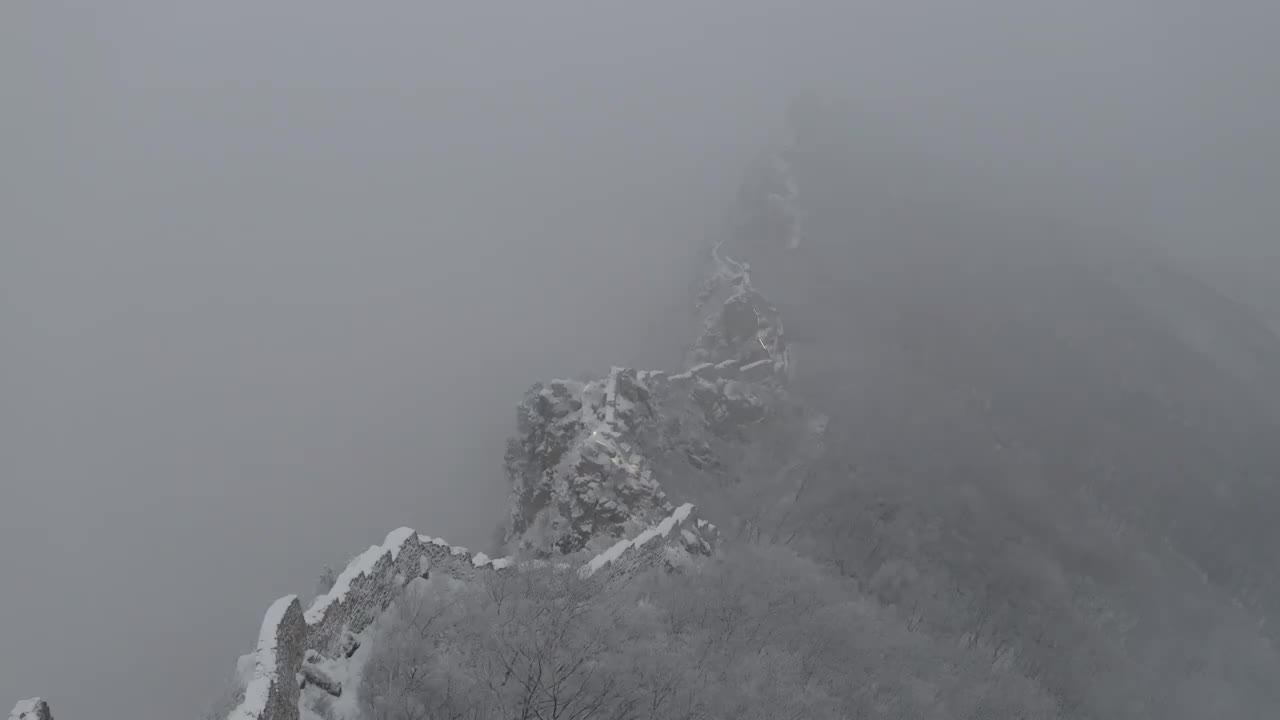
2;2;1276;719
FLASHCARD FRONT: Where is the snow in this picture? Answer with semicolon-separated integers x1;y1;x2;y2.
579;504;697;578
580;537;633;577
636;370;662;387
229;594;298;720
382;527;416;560
304;527;433;624
300;624;375;720
471;552;512;569
414;534;473;558
236;652;256;689
306;544;384;624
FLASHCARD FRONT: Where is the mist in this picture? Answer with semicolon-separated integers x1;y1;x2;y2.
3;2;1277;719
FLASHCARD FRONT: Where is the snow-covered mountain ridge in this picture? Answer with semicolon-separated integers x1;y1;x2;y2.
224;145;803;719
9;128;811;720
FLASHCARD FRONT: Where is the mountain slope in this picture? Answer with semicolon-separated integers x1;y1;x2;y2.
714;101;1280;719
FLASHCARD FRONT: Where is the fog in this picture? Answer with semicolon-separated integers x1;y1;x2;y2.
2;2;1277;719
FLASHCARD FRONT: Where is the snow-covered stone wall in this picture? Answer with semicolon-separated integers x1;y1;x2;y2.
9;699;53;720
304;528;511;657
226;595;306;720
579;503;715;581
221;504;712;720
215;528;515;720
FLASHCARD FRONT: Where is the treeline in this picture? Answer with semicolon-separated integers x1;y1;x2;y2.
351;541;1058;720
707;402;1280;719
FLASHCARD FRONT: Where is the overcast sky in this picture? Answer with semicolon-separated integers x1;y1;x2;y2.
2;3;1277;719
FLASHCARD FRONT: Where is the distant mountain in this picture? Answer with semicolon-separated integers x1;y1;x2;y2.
715;99;1280;719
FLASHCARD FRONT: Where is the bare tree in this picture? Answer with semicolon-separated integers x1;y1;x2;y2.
357;540;1060;720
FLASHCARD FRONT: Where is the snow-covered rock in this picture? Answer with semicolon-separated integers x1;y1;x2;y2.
503;368;678;557
336;631;360;660
299;657;341;698
501;222;795;560
8;699;52;720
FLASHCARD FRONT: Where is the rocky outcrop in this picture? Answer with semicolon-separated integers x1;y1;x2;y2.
503;208;797;559
503;369;683;557
8;699;52;720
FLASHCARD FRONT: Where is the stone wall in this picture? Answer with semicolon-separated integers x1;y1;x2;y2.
9;699;53;720
303;529;511;657
226;595;305;720
221;503;711;720
578;503;716;582
215;527;517;720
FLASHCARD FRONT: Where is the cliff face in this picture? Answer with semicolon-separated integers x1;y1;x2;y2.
499;138;815;563
501;239;795;559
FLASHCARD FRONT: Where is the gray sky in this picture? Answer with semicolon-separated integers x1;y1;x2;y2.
2;2;1277;719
